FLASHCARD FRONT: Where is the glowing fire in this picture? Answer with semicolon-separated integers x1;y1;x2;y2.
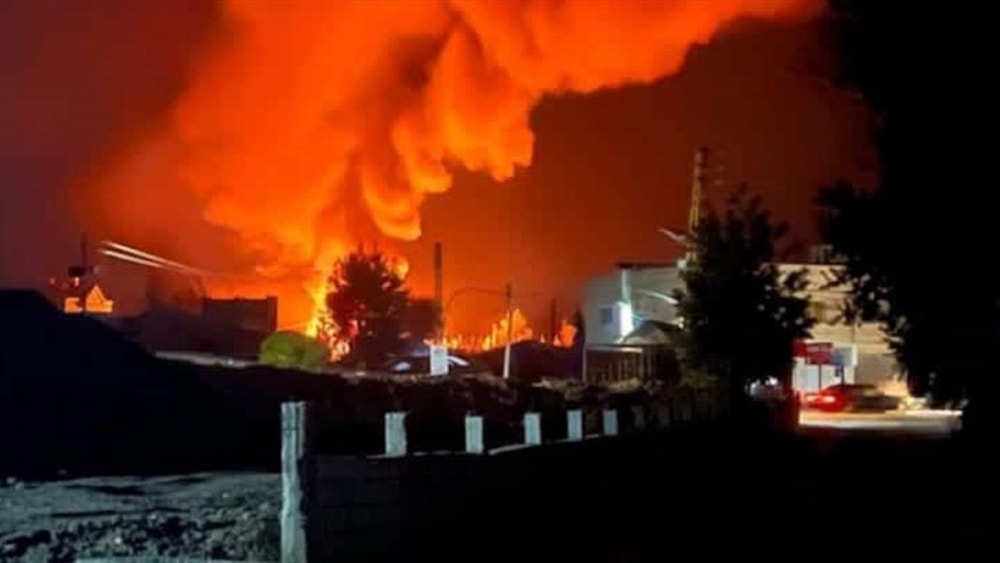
304;252;411;359
442;310;578;353
89;0;818;333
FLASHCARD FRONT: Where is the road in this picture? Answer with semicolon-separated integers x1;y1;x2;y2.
799;408;962;437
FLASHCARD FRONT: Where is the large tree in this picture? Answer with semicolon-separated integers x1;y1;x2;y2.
819;0;999;415
325;247;410;366
677;187;813;391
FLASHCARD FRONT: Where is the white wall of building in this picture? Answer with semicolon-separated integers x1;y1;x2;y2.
582;259;898;386
583;264;683;346
776;263;898;389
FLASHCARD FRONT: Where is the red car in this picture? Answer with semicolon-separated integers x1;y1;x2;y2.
802;383;901;413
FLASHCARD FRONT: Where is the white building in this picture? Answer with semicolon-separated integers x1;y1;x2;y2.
776;262;897;391
582;248;897;389
583;262;684;346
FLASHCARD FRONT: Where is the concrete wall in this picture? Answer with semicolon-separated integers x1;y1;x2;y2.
280;399;726;562
302;437;659;560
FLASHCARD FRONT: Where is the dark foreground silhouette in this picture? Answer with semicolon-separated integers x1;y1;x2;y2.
0;290;650;478
1;291;985;559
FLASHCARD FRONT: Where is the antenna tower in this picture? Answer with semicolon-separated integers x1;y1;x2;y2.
685;147;725;264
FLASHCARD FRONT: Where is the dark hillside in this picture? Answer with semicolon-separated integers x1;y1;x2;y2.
0;291;218;477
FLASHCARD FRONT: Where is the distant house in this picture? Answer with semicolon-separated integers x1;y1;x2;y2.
200;296;278;358
127;296;278;359
775;261;897;390
583;261;683;346
60;281;115;315
201;296;278;334
581;246;897;389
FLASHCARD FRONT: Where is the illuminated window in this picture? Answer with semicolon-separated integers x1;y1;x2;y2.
617;301;635;337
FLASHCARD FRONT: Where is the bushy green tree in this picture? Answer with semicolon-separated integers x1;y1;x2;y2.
325;246;410;365
258;331;328;372
676;187;813;392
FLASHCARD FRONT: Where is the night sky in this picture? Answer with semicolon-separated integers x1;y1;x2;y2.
0;0;874;334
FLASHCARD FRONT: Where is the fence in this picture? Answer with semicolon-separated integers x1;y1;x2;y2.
279;395;721;562
583;344;681;385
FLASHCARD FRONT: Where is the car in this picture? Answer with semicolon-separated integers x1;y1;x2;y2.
802;383;902;413
380;351;487;376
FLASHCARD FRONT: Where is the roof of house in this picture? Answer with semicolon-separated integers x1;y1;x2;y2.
615;261;677;270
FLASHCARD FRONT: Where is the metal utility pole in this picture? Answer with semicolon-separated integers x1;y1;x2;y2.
433;242;443;341
686;148;707;265
502;282;514;380
67;232;93;314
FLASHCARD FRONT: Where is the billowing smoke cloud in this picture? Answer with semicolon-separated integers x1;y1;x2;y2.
98;0;818;325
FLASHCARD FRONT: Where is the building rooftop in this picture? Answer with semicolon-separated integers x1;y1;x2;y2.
615;261;676;270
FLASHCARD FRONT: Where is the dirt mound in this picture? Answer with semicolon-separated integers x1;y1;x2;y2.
0;291;221;478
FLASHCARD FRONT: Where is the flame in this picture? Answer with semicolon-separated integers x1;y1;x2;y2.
441;310;578;353
553;319;578;348
304;251;411;358
90;0;819;331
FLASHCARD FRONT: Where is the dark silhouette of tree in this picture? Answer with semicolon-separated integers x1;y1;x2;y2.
402;298;441;343
325;246;410;366
676;187;813;392
820;1;998;422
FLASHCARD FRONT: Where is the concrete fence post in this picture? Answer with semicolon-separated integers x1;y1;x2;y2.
602;409;619;436
566;409;583;441
523;412;542;446
465;414;484;454
656;404;671;429
385;411;407;457
281;402;308;563
631;405;646;431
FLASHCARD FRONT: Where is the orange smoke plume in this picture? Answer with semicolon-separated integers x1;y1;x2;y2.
95;0;819;327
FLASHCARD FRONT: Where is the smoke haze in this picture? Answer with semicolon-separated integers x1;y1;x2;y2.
4;1;874;334
85;0;818;323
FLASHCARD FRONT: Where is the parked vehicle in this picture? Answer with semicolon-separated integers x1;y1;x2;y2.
802;383;901;413
380;352;488;376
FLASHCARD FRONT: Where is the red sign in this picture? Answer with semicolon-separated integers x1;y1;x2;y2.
804;342;833;365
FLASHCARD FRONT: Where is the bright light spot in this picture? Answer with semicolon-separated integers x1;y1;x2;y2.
617;301;634;338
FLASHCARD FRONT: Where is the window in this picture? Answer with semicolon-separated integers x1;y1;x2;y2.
600;306;614;326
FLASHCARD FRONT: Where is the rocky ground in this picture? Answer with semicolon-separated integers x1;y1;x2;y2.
0;473;279;562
